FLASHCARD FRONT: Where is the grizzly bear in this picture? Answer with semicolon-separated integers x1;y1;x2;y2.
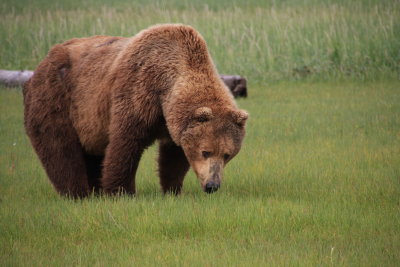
23;24;248;198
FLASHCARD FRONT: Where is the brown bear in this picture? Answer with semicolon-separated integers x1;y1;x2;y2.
23;24;248;198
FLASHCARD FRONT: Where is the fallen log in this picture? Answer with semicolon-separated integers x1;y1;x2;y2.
0;70;247;98
0;70;34;87
220;74;247;98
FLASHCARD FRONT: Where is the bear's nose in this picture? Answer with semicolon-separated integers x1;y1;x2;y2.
204;182;220;194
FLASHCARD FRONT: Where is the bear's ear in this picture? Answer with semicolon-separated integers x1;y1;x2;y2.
194;107;213;122
232;109;248;127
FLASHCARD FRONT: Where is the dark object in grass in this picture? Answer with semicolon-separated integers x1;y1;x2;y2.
220;74;247;98
293;65;312;78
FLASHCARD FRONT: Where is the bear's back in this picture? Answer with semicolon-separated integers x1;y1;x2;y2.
63;36;130;155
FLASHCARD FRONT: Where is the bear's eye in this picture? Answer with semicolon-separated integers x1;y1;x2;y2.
202;151;211;159
224;154;230;161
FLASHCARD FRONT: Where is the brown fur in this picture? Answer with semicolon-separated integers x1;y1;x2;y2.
23;24;248;197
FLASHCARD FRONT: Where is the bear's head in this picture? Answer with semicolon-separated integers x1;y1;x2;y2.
180;106;248;193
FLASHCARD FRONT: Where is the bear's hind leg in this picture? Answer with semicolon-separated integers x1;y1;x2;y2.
24;44;90;198
25;99;90;198
26;126;90;198
158;140;190;195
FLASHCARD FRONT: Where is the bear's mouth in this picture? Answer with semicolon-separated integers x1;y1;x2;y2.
203;181;220;194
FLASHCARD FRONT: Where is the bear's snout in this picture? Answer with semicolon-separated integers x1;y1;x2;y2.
204;181;220;194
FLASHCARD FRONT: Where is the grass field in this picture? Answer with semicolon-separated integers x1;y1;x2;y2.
1;0;400;266
1;0;399;80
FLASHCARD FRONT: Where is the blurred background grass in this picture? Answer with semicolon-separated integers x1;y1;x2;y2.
1;0;399;81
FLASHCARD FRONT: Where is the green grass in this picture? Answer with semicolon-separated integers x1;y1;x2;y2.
0;0;399;80
1;0;400;266
1;81;399;266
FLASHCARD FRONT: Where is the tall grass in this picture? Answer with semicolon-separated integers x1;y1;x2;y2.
0;0;399;81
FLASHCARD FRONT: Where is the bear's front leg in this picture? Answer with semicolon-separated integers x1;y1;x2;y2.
102;137;144;195
101;113;148;195
158;139;190;195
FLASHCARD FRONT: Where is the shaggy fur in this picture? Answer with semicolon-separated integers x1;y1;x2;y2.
23;24;247;197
